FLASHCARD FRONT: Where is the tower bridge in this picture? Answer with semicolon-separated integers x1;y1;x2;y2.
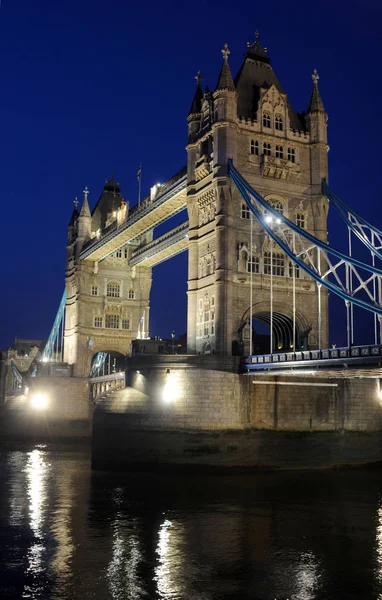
26;33;382;414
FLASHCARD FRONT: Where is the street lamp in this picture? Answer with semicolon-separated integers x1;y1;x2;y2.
171;330;175;354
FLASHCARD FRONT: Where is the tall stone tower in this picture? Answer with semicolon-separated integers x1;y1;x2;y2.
64;178;152;377
186;34;329;356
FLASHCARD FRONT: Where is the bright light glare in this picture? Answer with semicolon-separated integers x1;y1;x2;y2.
265;215;272;223
276;218;281;224
162;374;179;403
30;393;49;410
41;357;49;363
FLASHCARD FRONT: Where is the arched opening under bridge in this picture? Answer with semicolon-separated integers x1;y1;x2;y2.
237;309;310;355
90;351;126;378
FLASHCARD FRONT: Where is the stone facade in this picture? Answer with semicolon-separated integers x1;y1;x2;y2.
64;179;152;377
186;36;329;356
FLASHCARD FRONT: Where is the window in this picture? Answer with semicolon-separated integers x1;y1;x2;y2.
105;314;119;329
289;262;300;278
124;248;129;259
247;255;259;273
116;249;122;258
122;319;130;330
287;148;296;163
94;316;103;328
250;140;259;155
263;143;271;156
275;145;283;159
91;285;99;296
128;289;135;299
296;213;305;229
264;252;285;276
269;200;283;215
263;112;271;128
241;203;250;219
204;323;209;336
107;282;120;298
275;115;283;131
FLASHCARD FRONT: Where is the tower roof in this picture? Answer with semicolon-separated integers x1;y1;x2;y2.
307;69;326;114
215;44;235;91
188;71;204;115
234;32;304;130
68;198;79;227
91;174;123;231
103;175;121;194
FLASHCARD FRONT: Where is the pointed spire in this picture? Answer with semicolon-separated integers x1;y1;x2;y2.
68;197;79;227
80;186;91;218
188;70;204;115
307;69;326;114
215;43;235;91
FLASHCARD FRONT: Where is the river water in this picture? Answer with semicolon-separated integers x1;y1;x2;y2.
1;443;382;600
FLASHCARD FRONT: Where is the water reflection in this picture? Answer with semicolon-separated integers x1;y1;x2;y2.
107;486;147;599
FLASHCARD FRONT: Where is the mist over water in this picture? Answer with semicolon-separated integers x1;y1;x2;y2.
1;443;382;600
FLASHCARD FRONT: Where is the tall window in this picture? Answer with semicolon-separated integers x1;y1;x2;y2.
289;262;300;278
122;319;130;330
107;282;120;298
124;248;129;259
264;252;285;276
287;148;296;163
94;316;103;328
275;115;283;131
128;289;135;299
241;203;250;219
250;139;259;155
116;249;122;258
91;285;99;296
271;201;284;215
296;213;305;229
275;145;283;159
263;143;271;156
263;112;271;128
105;314;119;329
247;255;259;273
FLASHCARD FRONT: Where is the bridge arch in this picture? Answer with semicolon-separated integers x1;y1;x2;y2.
238;302;311;354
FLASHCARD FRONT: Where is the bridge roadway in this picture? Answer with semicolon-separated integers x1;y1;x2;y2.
80;168;187;262
242;344;382;376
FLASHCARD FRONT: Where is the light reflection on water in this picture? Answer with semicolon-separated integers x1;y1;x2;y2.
1;445;382;600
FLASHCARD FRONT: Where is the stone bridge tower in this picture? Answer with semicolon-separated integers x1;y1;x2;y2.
186;34;329;356
64;178;152;377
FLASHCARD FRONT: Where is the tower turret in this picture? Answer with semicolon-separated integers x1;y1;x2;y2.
212;43;237;168
305;69;329;194
76;186;92;257
187;71;203;144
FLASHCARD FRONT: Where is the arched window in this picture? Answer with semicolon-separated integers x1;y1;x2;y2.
241;203;250;219
250;140;259;155
275;115;283;131
289;262;300;278
271;201;284;215
263;112;271;128
275;145;283;159
247;255;259;274
107;282;120;298
263;142;271;156
296;213;305;229
264;252;285;276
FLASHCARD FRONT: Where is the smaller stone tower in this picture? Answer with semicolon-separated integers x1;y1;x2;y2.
64;179;152;378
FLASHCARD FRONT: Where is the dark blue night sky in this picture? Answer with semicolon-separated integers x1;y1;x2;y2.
0;0;381;349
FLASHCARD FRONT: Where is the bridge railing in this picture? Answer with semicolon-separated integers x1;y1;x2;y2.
242;344;382;371
130;222;189;264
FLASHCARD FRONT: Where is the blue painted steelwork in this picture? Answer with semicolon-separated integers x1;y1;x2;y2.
323;180;382;261
41;290;66;362
229;161;382;317
242;344;382;372
90;352;108;377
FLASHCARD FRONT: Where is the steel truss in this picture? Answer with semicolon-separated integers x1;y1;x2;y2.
229;161;382;347
41;290;66;362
